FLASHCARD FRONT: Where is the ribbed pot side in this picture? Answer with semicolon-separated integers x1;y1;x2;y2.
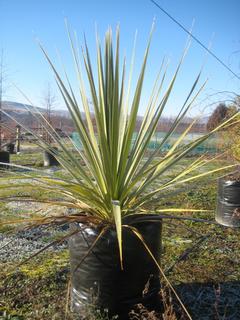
216;177;240;227
69;215;162;319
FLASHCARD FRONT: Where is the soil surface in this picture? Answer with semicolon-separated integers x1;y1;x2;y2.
223;170;240;182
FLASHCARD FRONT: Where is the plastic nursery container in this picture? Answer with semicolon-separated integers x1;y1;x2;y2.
6;143;15;154
0;150;10;169
215;173;240;227
43;147;59;167
69;214;162;319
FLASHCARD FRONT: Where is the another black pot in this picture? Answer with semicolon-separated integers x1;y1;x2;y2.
69;214;162;319
216;176;240;227
6;143;15;154
43;147;59;167
0;151;10;169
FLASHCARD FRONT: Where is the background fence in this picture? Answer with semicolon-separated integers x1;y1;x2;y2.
71;131;224;155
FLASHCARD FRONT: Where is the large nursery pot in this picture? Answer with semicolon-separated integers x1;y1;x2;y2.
43;147;59;167
215;172;240;227
0;150;10;168
69;214;162;318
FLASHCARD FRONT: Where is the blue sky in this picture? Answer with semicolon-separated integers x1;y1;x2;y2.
0;0;239;116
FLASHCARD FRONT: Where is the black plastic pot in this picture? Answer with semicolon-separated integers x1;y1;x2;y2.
69;214;162;319
0;151;10;169
6;143;15;154
215;176;240;227
43;147;59;167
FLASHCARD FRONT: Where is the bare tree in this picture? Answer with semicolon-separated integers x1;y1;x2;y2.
42;83;57;122
41;83;57;143
0;50;6;149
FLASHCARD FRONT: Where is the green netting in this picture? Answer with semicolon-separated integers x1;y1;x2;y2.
71;132;82;149
71;131;221;155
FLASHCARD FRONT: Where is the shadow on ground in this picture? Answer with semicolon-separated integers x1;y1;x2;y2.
175;281;240;320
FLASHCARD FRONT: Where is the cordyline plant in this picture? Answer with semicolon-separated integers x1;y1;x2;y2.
0;26;239;285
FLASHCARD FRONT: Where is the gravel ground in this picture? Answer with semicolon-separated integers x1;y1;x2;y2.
0;227;68;263
1;227;240;319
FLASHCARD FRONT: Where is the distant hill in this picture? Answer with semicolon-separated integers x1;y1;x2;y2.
1;101;74;139
2;101;70;117
0;101;207;141
2;101;44;113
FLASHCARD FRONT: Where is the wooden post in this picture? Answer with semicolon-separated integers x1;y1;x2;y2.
16;125;21;153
